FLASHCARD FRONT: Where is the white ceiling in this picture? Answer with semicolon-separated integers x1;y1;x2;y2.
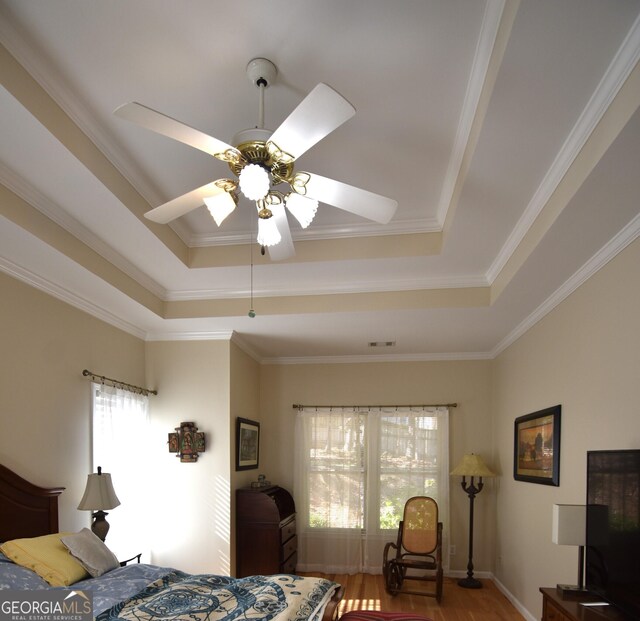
1;0;639;362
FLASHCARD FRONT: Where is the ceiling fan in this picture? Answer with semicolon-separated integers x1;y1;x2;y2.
114;58;398;260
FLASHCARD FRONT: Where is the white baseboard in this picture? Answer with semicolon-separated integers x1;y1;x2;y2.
444;571;536;621
491;574;537;621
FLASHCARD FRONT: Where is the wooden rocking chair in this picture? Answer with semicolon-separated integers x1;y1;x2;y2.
382;496;443;602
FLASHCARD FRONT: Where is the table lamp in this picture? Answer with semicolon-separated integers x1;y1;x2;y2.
552;504;587;594
77;466;120;541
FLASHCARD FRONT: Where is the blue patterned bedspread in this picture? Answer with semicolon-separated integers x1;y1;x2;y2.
95;572;338;621
0;554;177;616
73;564;179;615
1;555;337;621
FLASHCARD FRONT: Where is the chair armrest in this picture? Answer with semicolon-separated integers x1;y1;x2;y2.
383;541;398;561
119;553;142;567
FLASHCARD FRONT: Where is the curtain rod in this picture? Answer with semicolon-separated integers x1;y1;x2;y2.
293;402;457;410
82;369;157;396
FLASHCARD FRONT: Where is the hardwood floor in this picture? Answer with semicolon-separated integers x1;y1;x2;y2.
301;573;526;621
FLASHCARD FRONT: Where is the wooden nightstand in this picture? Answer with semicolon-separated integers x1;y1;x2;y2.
540;588;631;621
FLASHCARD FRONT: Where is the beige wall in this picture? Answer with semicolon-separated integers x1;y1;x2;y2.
229;341;261;490
145;339;231;574
0;271;146;533
492;237;640;620
259;359;495;574
229;340;261;575
143;339;260;577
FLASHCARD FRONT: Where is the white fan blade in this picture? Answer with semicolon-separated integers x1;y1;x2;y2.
144;181;226;224
114;102;235;158
267;203;296;261
303;173;397;224
269;84;355;161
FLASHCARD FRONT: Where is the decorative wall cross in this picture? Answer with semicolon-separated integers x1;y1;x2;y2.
168;421;205;462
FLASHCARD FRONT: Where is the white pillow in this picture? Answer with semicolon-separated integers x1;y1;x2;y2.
60;528;119;578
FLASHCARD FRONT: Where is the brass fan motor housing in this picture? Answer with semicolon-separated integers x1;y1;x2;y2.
228;140;294;183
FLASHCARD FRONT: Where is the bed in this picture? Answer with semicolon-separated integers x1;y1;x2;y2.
0;464;343;621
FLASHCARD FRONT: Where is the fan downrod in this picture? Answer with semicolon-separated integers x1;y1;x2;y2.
230;58;293;181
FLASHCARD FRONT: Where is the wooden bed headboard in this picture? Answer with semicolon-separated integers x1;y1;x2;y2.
0;464;65;542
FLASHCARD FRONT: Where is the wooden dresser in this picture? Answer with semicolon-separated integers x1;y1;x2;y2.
540;588;632;621
236;485;297;577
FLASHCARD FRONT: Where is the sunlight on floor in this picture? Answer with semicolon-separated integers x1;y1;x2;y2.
341;598;381;612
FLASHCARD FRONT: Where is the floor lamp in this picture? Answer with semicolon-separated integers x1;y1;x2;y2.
451;453;495;589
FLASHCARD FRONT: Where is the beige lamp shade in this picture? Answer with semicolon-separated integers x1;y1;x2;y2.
552;504;585;546
77;470;121;511
450;453;496;477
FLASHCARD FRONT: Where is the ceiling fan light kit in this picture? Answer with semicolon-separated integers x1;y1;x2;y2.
257;215;281;247
203;192;236;227
238;163;270;201
114;57;398;260
285;193;318;229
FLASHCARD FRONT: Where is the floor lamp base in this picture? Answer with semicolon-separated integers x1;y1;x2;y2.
458;576;483;589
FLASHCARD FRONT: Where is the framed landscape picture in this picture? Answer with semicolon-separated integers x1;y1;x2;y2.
236;417;260;471
513;405;561;486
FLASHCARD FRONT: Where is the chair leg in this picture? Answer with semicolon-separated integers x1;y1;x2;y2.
436;568;443;603
385;563;403;596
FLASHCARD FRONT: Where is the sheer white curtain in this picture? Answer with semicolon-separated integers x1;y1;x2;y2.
294;408;366;573
91;382;150;561
294;406;449;574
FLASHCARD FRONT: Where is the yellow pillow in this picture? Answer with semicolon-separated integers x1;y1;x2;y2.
0;533;90;586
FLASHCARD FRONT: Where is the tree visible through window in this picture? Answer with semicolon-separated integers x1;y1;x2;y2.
378;413;441;530
294;406;449;574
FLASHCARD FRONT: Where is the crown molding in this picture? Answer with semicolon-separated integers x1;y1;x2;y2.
144;330;234;342
0;164;167;299
262;213;640;365
436;0;509;225
163;274;489;301
0;26;166;212
1;29;443;251
230;331;263;362
0;254;146;339
261;351;493;365
492;212;640;357
4;212;636;363
486;12;640;285
141;329;263;362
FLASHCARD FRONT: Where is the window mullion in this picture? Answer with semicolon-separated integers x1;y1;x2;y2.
364;411;378;534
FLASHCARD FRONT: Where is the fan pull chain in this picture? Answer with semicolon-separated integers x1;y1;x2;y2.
248;233;256;318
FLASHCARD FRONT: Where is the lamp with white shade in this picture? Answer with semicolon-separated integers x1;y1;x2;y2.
552;504;587;594
77;466;120;542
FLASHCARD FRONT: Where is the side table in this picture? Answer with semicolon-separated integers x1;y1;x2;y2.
540;587;631;621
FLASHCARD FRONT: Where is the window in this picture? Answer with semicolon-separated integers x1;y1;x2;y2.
378;412;443;530
294;406;449;574
91;383;150;560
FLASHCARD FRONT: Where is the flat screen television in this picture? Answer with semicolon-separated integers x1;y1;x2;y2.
586;449;640;619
